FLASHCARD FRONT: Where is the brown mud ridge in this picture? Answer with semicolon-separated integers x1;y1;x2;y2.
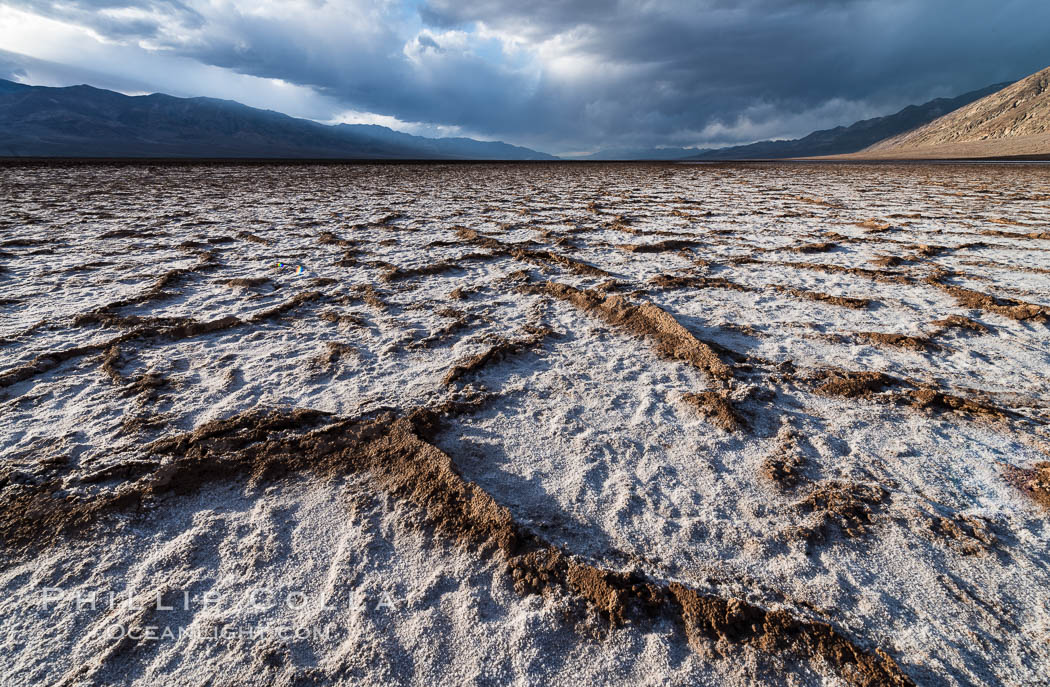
731;257;914;287
349;284;388;310
649;273;753;293
921;510;996;556
856;219;893;232
527;281;734;386
313;342;356;369
448;285;480;300
0;406;913;686
121;372;167;400
680;392;746;432
852;332;937;352
0;343;109;389
392;252;503;282
870;255;907;268
454;227;612;277
381;260;463;282
606;218;685;237
319;310;367;329
762;428;806;489
97;229;160;240
510;248;612;277
814;371;895;399
789;242;837;254
454;227;509;251
1001;462;1050;511
929;315;989;335
793;195;838;208
236;231;270;245
924;271;1048;323
317;230;357;247
32;249;214;330
224;276;271;289
442;325;554;385
0;292;324;390
407;308;483;350
811;369;1019;422
909;243;952;259
979;228;1050;241
794;481;886;543
616;239;703;253
100;345;123;383
525;268;869;315
763;453;805;489
761;432;887;545
72;251;221;326
770;286;871;310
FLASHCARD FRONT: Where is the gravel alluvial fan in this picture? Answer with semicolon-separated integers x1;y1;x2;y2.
0;161;1048;686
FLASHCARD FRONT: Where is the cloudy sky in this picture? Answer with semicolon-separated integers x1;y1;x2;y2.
1;0;1047;155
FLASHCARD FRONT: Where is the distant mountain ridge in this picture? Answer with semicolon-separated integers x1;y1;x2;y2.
0;80;556;160
684;82;1011;160
858;65;1050;159
572;146;710;161
2;76;1037;162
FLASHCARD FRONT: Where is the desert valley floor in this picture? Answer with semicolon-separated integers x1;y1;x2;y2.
0;161;1048;686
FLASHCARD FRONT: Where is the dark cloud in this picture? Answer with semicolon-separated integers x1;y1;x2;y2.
6;0;1050;152
416;0;1050;148
13;0;204;38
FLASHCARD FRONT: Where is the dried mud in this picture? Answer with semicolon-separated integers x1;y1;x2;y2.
929;314;989;334
761;428;807;489
794;481;886;542
1002;462;1050;511
680;391;746;432
442;325;554;386
853;332;937;352
531;281;734;385
925;270;1049;323
773;286;872;310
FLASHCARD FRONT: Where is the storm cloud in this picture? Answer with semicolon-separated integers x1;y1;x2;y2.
1;0;1047;153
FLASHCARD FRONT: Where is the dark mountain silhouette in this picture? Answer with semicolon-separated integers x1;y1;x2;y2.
685;82;1011;160
0;80;556;159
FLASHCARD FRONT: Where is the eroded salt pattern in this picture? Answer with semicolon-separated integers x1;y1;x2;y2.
1;161;1049;686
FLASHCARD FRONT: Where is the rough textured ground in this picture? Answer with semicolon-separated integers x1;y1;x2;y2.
1;160;1049;686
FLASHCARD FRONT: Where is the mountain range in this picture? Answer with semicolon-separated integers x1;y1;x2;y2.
0;79;555;160
856;65;1050;159
564;82;1011;161
572;146;707;161
2;73;1047;160
682;83;1012;161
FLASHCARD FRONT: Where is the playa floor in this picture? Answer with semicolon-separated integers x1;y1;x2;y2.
1;161;1048;686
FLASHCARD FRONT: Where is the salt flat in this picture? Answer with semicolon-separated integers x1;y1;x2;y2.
1;161;1048;686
